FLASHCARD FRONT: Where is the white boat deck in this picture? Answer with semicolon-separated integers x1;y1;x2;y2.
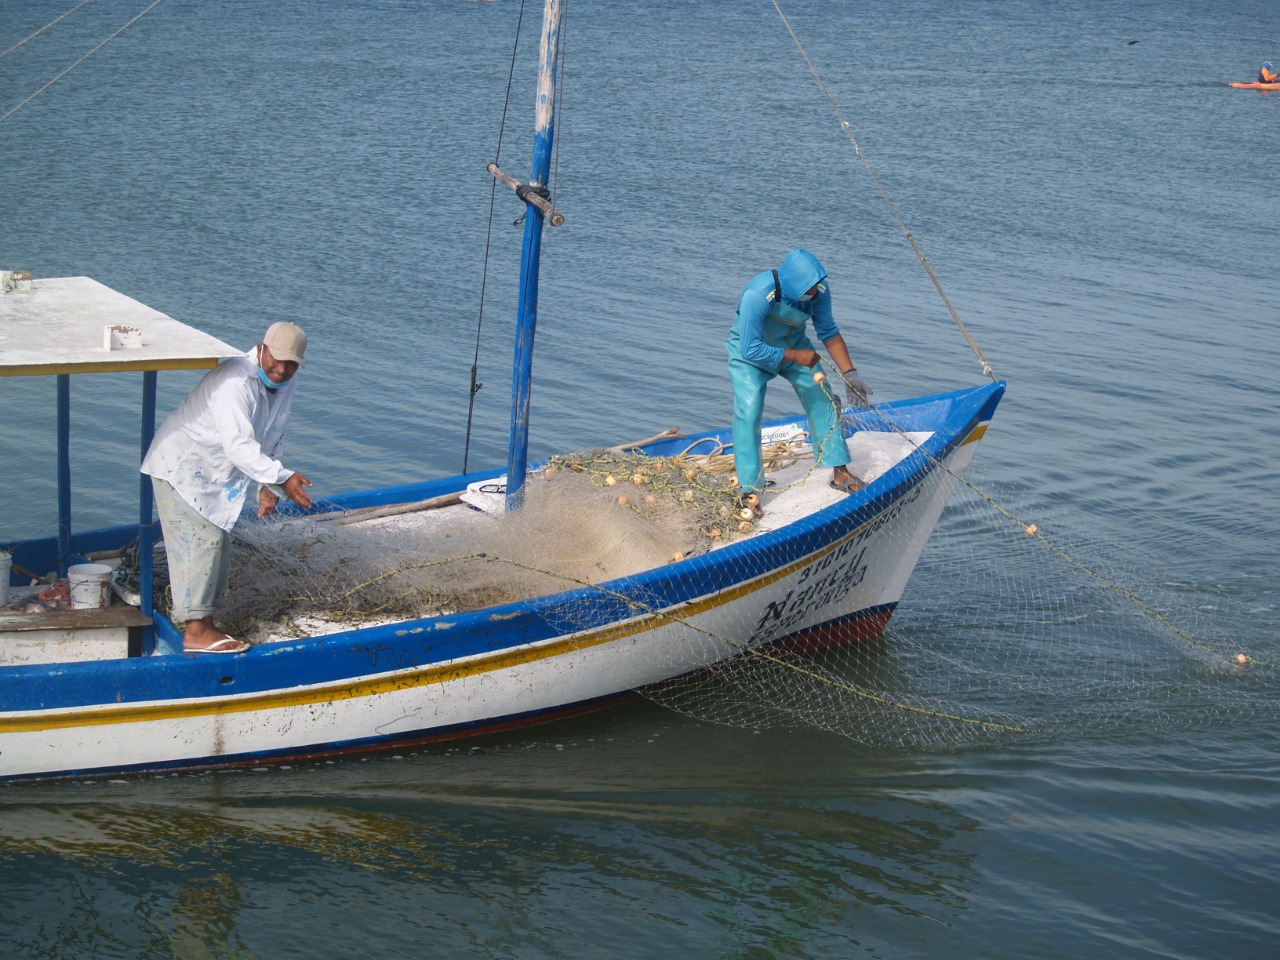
750;426;933;536
0;583;150;665
447;426;932;534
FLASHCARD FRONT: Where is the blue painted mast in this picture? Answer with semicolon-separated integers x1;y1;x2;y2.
505;0;563;511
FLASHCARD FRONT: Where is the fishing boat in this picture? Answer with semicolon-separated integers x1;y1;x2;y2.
0;1;1003;781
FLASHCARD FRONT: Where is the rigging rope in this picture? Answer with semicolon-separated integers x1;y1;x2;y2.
0;0;96;61
764;7;1237;665
809;367;1238;669
0;0;169;125
462;0;533;474
769;0;997;383
461;0;570;473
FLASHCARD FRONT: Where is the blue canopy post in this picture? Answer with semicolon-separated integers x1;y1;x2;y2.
56;373;72;576
505;0;564;512
138;370;158;653
0;275;241;653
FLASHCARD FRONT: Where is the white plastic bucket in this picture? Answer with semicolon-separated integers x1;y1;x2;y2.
0;551;10;607
68;563;113;610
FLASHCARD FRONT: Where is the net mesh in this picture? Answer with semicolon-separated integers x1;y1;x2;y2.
153;447;781;642
645;473;1273;748
145;434;1273;749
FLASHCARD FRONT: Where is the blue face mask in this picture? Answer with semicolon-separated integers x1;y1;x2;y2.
257;365;281;391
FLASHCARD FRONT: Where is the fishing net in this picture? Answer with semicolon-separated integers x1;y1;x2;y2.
151;445;803;643
643;471;1276;748
144;418;1274;749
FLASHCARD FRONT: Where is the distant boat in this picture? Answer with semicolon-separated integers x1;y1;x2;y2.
0;0;1003;781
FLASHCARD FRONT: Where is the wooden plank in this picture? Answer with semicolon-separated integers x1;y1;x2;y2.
0;604;151;634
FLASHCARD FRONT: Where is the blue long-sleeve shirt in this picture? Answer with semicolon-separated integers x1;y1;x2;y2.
731;247;840;372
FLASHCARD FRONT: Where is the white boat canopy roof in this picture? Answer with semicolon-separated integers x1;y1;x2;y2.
1;275;242;611
0;276;239;377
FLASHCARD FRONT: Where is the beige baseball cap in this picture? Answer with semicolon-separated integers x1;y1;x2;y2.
263;321;307;365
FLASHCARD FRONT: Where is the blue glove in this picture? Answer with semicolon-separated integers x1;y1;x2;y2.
841;368;872;409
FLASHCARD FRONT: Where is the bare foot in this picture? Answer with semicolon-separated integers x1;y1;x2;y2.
183;616;249;653
831;467;865;493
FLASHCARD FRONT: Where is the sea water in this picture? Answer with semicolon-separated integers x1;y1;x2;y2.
1;1;1277;957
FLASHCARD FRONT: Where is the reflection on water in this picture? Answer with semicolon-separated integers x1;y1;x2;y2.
3;0;1279;956
0;713;978;957
169;874;251;960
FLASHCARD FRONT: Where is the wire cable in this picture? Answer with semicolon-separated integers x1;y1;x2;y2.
0;0;168;125
462;0;532;474
0;0;96;61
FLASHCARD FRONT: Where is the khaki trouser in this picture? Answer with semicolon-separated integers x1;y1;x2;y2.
152;477;231;624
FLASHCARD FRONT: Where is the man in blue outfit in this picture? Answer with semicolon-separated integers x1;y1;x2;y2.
726;248;872;509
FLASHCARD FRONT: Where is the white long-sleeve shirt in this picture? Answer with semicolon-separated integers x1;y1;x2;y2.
141;349;297;531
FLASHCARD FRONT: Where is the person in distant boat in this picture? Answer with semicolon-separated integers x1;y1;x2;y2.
726;247;872;509
141;322;315;654
1260;62;1278;83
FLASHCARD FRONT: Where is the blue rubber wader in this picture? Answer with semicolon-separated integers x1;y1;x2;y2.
727;298;849;494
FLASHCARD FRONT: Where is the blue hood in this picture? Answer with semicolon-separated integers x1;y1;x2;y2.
776;248;827;301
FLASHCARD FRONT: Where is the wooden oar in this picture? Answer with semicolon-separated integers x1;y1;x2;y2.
607;426;683;453
312;492;465;525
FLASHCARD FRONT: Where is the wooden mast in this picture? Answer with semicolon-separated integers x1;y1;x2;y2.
505;0;563;511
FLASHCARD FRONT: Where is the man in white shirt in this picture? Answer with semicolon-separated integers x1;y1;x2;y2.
141;322;314;653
